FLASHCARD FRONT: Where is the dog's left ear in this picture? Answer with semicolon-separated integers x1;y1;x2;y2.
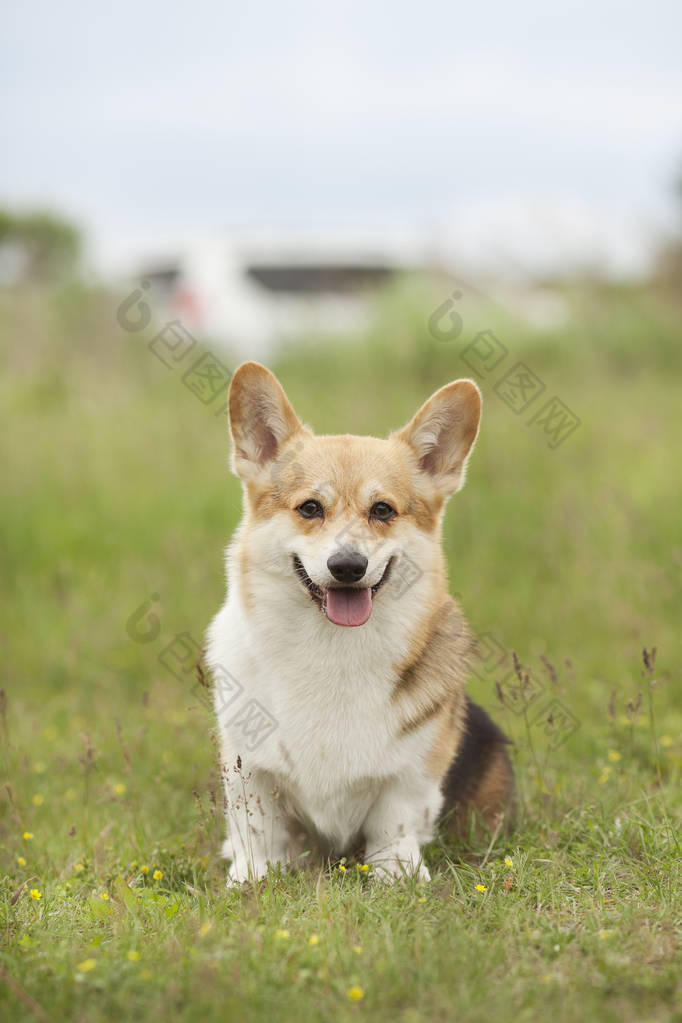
395;379;482;497
228;362;305;480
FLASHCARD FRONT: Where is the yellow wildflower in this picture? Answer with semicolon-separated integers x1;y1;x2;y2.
475;884;487;892
17;856;26;867
338;864;347;872
30;889;42;900
32;795;44;807
599;767;611;784
607;750;621;763
275;929;290;940
99;892;110;901
74;863;84;872
77;959;97;973
152;870;163;880
126;950;140;961
140;865;149;874
308;934;320;946
23;832;33;840
417;897;426;903
347;986;365;1001
353;945;363;955
113;783;127;796
504;856;513;867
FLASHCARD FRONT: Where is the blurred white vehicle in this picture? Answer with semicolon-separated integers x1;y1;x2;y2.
135;231;422;360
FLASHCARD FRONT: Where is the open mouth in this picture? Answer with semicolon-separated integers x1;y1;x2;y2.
293;555;393;627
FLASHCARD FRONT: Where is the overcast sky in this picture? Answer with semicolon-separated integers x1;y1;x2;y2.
2;0;681;275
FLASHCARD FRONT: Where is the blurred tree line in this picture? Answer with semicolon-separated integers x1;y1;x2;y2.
0;208;81;284
0;170;680;292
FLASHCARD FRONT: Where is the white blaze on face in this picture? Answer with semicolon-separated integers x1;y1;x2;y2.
296;503;395;587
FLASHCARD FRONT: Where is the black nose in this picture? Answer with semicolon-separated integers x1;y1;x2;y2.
327;550;368;584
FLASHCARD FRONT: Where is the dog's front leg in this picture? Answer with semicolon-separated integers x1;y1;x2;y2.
363;773;443;881
221;761;290;884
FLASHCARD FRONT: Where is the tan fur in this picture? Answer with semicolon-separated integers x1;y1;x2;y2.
472;749;516;820
246;432;443;531
236;537;255;615
445;748;516;840
391;599;473;779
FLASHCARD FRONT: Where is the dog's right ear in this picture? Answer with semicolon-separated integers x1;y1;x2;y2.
228;362;305;480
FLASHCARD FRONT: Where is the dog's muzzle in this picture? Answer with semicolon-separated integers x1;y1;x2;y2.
292;555;393;627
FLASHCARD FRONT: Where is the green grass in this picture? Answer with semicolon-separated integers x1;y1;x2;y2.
1;279;681;1022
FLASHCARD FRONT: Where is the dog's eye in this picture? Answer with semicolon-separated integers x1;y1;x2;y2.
297;499;324;519
370;501;396;522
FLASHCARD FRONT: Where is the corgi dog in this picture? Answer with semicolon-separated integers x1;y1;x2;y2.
206;362;515;883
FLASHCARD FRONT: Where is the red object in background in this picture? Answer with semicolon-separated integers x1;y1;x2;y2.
172;288;203;327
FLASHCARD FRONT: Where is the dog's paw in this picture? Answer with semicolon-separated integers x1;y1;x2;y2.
226;856;270;886
367;857;431;883
413;861;431;882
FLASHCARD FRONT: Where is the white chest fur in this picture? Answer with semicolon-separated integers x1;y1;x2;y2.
206;566;435;849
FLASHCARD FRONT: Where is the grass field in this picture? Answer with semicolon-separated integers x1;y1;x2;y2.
1;278;681;1022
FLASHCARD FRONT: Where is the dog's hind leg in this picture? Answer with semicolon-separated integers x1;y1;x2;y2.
439;697;516;841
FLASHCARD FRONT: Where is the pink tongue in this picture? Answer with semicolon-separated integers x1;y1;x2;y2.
325;587;373;627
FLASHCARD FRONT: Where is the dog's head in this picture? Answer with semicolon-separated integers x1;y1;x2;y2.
227;362;481;627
